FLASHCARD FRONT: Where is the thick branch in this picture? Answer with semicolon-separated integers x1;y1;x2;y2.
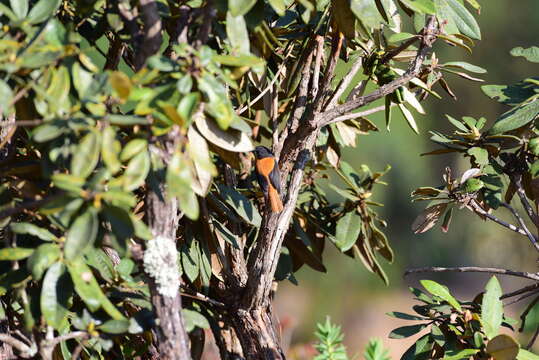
501;282;539;300
0;334;35;358
405;266;539;281
316;16;437;126
134;0;163;70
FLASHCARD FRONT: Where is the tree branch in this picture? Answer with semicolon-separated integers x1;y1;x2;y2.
501;202;539;252
404;266;539;281
134;0;163;70
468;199;530;237
0;334;35;358
511;173;539;226
501;282;539;300
316;15;438;126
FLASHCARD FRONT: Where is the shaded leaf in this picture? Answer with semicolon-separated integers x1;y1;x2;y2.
482;276;503;340
420;279;462;311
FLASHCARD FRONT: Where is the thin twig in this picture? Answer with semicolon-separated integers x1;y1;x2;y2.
0;119;42;128
325;55;364;110
504;289;539;306
314;31;344;112
501;282;539;300
311;35;324;99
404;266;539;281
468;199;529;237
501;202;539;252
236;63;287;115
527;324;539;350
180;291;226;308
325;103;396;124
381;36;420;64
0;195;62;221
511;174;539;226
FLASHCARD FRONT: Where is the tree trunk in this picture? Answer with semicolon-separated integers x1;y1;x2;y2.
145;137;191;360
230;307;283;360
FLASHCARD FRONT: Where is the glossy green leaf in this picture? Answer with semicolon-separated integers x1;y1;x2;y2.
488;97;539;135
268;0;285;15
123;150;150;191
517;349;539;360
434;0;481;39
51;173;85;194
420;279;462;311
71;131;101;179
27;243;61;281
386;311;426;321
27;0;62;24
388;324;427;339
226;12;250;54
10;222;57;241
0;79;13;116
98;319;130;334
228;0;256;16
217;184;261;227
467;147;489;166
482;276;503;340
0;247;34;261
481;82;537;106
400;0;435;14
397;103;419;134
334;212;362;252
10;0;28;19
182;309;210;332
64;208;98;261
101;126;122;174
67;258;125;319
120;139;148;162
510;46;539;63
166;152;200;220
442;61;487;73
442;349;480;360
41;262;72;329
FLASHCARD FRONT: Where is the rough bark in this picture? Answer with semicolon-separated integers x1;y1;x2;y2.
145;134;191;360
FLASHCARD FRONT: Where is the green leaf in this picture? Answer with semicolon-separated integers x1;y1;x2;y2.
123;150;150;191
98;319;130;334
182;309;210;332
434;0;481;39
442;61;487;73
351;0;386;29
517;349;539;360
481;81;538;106
228;0;256;17
334;212;362;251
197;74;235;130
108;115;150;125
442;349;480;360
41;262;72;329
510;46;539;63
217;184;262;227
488;97;539;135
386;312;426;320
388;324;427;339
397;103;419;134
467;147;489;166
27;0;62;24
0;80;13;116
27;243;61;281
120;139;148;162
268;0;285;15
420;279;462;311
482;276;503;340
182;233;200;283
0;247;34;261
387;32;417;43
400;0;435;14
102;206;134;256
10;222;57;241
101;127;122;175
166;152;200;220
226;12;250;54
71;131;101;179
67;258;125;319
531;160;539;178
64;208;98;261
10;0;28;19
51;173;85;194
33;123;65;143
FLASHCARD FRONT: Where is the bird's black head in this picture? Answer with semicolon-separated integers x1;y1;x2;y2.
253;146;273;159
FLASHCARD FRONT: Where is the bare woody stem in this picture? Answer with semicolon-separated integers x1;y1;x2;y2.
468;199;529;237
500;202;539;252
404;266;539;281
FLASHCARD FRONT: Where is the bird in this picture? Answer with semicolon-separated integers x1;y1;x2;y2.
253;146;284;213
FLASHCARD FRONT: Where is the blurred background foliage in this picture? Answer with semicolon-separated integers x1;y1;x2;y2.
274;1;539;356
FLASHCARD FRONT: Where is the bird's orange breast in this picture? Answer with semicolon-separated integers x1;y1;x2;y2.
256;157;275;178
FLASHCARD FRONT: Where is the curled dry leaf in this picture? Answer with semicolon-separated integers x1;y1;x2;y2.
411;203;448;234
195;113;254;153
460;168;481;184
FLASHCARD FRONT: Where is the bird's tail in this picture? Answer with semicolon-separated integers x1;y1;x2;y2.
268;185;284;213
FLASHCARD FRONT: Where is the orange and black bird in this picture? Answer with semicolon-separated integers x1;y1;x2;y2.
253;146;284;213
